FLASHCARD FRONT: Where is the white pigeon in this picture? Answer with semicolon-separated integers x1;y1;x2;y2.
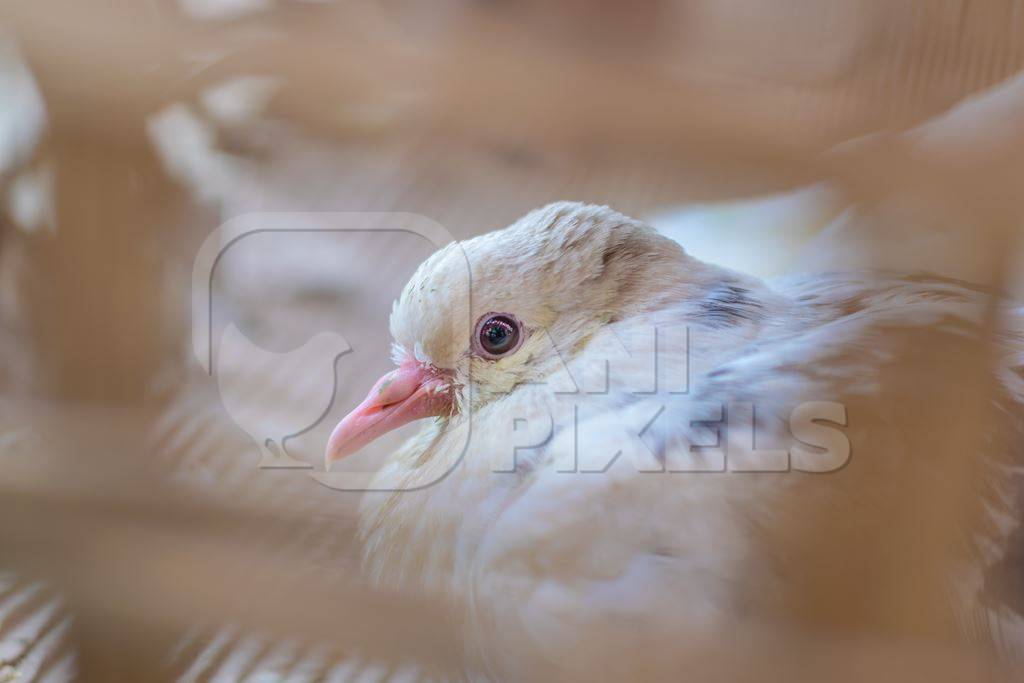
325;202;1024;681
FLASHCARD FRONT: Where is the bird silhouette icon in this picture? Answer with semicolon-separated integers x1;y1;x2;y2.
216;322;351;469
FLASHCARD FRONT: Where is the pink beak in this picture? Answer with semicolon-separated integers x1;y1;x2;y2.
324;361;453;469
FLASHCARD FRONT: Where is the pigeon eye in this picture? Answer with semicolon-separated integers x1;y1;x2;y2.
475;314;522;359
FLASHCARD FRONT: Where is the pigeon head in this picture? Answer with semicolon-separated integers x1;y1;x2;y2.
325;201;695;466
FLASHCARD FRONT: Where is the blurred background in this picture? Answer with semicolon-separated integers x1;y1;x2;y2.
1;1;1023;681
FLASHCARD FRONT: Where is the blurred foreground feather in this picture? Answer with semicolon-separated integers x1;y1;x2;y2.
0;401;464;681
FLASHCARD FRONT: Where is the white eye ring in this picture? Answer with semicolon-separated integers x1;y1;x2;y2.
473;312;524;359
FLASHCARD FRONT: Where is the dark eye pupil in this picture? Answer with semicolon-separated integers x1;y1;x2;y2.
479;316;519;355
487;325;507;345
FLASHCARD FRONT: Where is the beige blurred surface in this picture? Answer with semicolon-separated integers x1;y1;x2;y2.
1;1;1023;681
